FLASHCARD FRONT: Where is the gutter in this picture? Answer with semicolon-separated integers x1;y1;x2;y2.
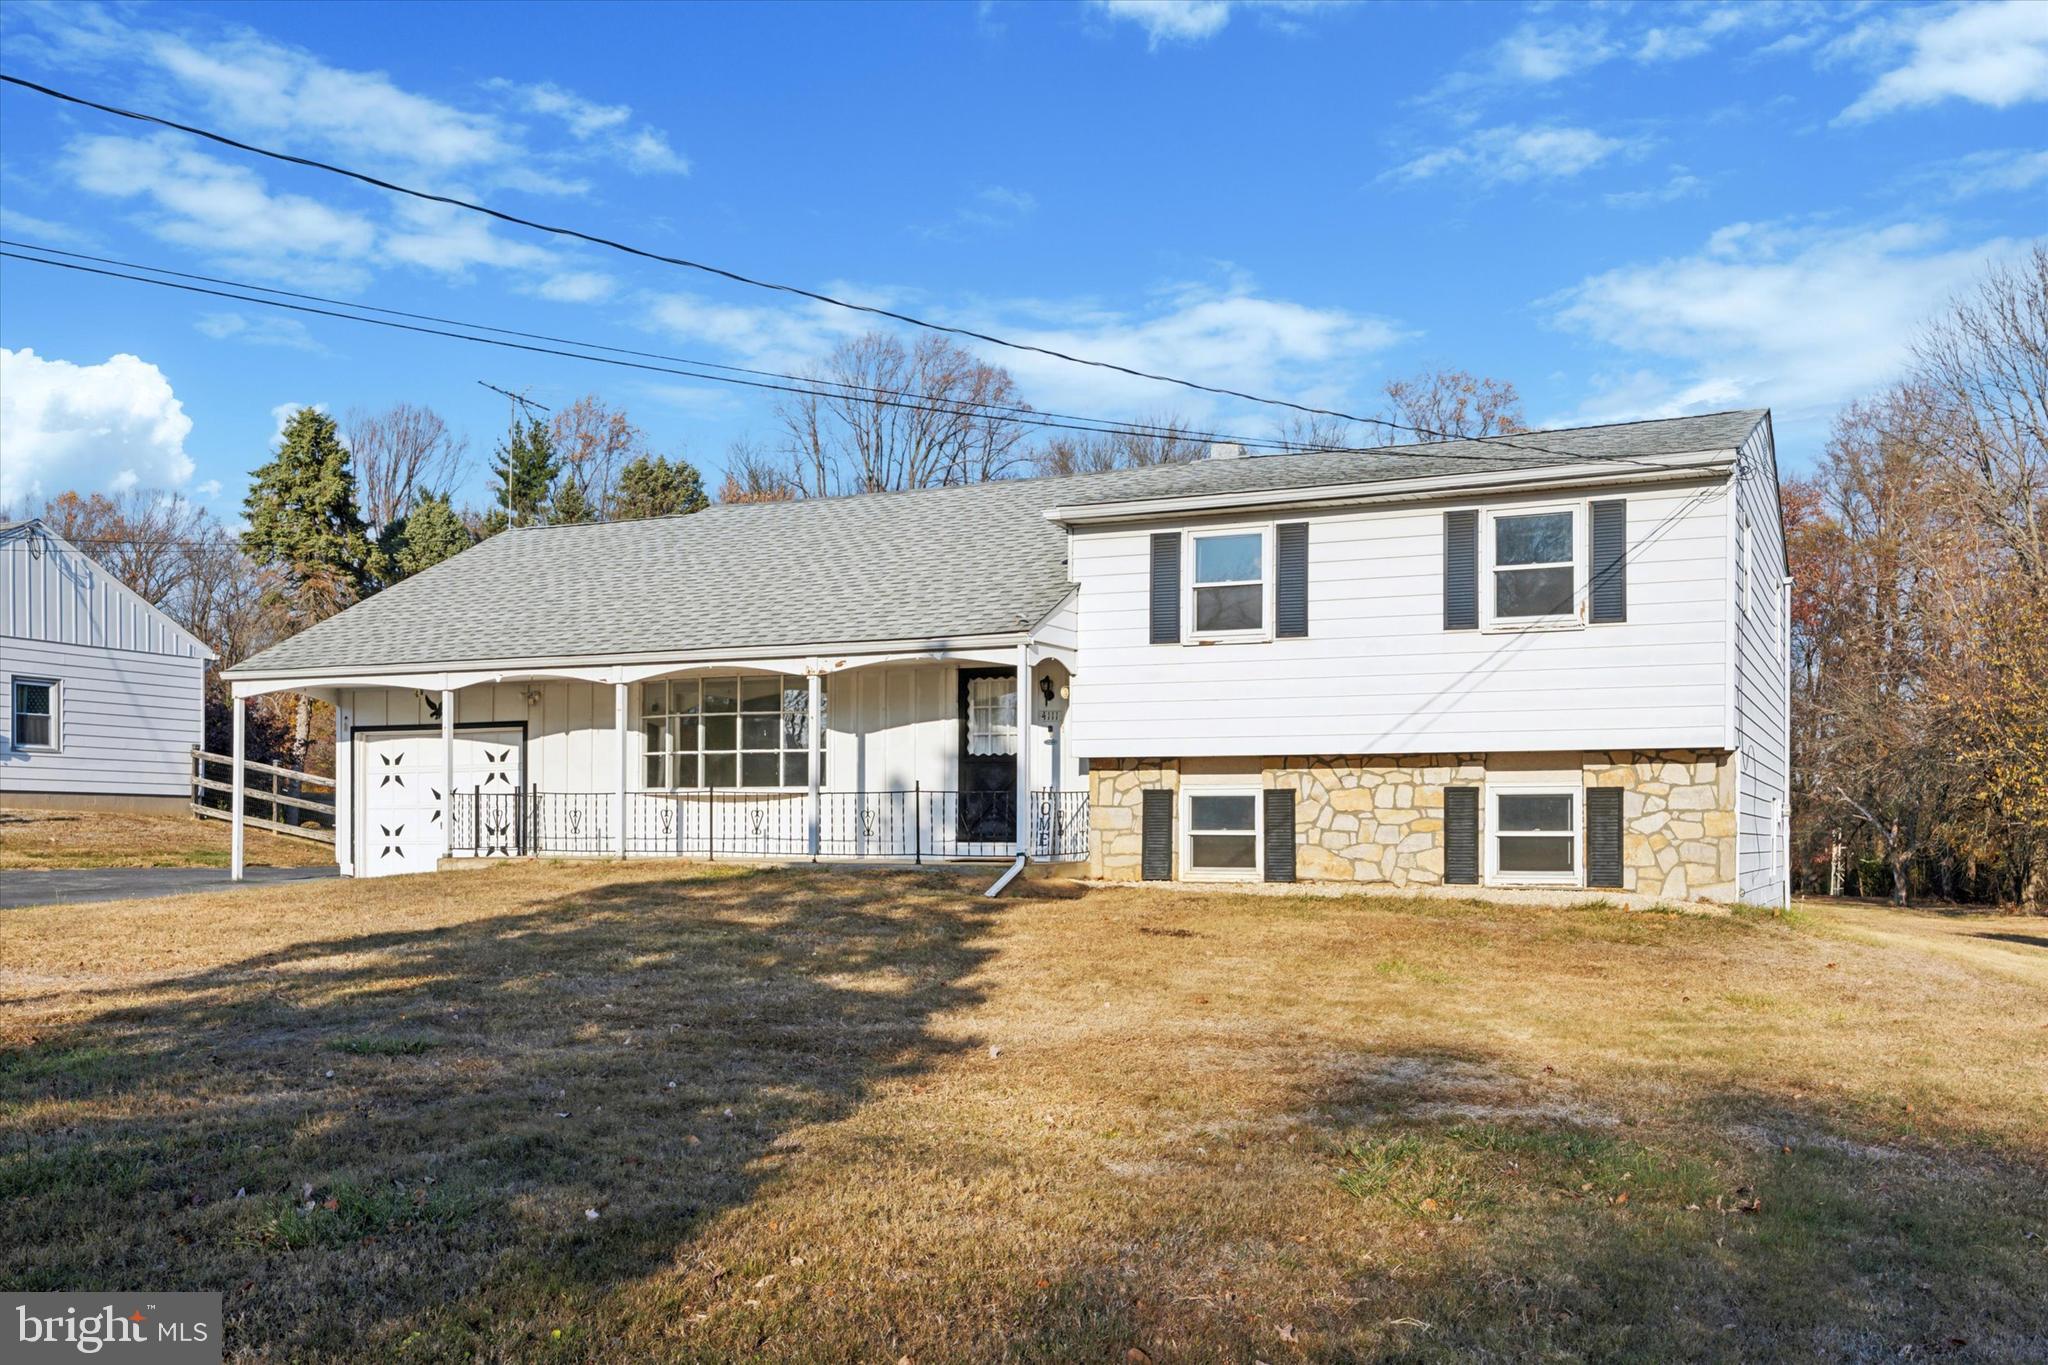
1043;448;1736;526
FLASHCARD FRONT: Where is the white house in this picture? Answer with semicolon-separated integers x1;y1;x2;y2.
219;409;1791;904
0;520;214;812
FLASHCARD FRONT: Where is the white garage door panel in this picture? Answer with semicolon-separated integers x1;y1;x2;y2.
359;729;523;878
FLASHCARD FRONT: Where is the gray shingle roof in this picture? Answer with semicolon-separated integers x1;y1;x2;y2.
228;409;1764;678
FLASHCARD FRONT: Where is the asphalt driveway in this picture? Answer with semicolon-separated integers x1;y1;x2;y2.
0;865;337;909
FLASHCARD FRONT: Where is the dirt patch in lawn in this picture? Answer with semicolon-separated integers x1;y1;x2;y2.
0;808;333;870
2;865;2043;1361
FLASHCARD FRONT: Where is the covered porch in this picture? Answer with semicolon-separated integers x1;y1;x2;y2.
224;634;1085;879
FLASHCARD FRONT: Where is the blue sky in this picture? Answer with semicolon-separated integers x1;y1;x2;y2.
1;0;2043;517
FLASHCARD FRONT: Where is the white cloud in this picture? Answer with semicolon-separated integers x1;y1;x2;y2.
1390;125;1640;185
535;271;618;304
0;348;195;504
1838;1;2048;121
0;207;93;247
1548;219;2028;425
380;200;556;275
194;312;324;351
1495;20;1616;82
486;78;690;175
1932;147;2048;197
65;133;376;287
1604;168;1708;209
1091;1;1236;47
194;478;224;499
269;401;328;448
916;184;1040;238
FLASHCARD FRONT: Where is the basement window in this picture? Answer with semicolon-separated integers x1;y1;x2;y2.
1489;787;1578;885
1184;788;1261;880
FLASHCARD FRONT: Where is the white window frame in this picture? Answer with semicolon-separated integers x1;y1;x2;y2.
638;674;817;793
1180;784;1263;881
1183;523;1274;644
9;676;60;753
1481;500;1586;632
965;673;1019;757
1486;784;1581;886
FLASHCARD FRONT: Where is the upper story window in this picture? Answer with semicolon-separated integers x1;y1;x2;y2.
1487;506;1579;627
11;678;56;750
1188;527;1269;639
641;674;819;791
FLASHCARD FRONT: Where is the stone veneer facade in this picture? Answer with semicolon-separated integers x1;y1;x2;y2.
1089;749;1737;902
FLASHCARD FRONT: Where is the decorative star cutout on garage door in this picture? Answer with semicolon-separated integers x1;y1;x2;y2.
380;823;405;858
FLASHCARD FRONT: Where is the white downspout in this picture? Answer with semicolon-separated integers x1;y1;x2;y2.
440;688;455;861
1014;642;1032;859
806;670;823;858
230;695;246;882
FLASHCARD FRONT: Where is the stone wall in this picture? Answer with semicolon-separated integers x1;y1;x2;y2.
1088;749;1740;901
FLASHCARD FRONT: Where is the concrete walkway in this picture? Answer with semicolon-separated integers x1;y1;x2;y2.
0;865;336;909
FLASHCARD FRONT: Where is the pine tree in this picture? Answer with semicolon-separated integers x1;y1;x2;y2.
614;453;710;520
491;416;559;527
548;477;597;525
380;492;474;581
241;406;372;630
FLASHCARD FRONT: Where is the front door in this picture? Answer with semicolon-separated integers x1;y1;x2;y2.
957;668;1017;846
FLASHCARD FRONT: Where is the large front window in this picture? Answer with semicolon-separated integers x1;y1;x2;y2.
1490;508;1577;623
641;675;819;791
1189;528;1268;637
1491;788;1578;883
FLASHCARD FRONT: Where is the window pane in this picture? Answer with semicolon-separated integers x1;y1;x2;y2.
1498;794;1573;832
967;675;1018;756
701;678;737;713
671;754;699;789
741;715;780;750
1195;584;1263;632
783;703;810;751
1495;511;1572;566
704;752;737;787
671;679;701;716
674;716;699;752
741;752;780;787
642;719;667;753
783;752;809;788
703;715;737;750
15;714;51;747
740;675;781;711
1498;834;1575;873
1495;566;1574;618
1190;794;1257;831
642;681;668;716
643;753;667;788
1191;833;1257;869
15;682;51;716
1194;532;1262;584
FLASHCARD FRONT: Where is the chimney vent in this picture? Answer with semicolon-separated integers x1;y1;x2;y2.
1207;441;1246;461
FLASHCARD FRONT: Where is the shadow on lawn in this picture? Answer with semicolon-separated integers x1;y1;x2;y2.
1;865;1001;1357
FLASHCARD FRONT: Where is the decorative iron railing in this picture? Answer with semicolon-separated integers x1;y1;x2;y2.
449;787;1089;862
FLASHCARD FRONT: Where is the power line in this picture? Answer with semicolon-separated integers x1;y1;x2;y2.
0;72;1677;470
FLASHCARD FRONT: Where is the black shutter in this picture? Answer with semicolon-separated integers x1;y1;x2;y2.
1141;788;1173;880
1262;788;1296;882
1149;532;1182;644
1444;786;1479;885
1275;522;1309;639
1444;510;1478;630
1590;498;1627;624
1586;787;1624;888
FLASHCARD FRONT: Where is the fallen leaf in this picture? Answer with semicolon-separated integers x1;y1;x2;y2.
1278;1323;1299;1343
1613;1192;1629;1206
585;1208;600;1221
323;1197;339;1212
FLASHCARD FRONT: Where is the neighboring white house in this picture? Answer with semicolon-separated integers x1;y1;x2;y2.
220;409;1791;904
0;520;214;812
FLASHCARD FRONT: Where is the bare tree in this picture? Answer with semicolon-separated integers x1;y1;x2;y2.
773;332;1032;495
1381;368;1527;442
1271;412;1359;453
1031;413;1208;476
39;489;209;603
344;402;468;530
549;395;647;513
716;438;796;504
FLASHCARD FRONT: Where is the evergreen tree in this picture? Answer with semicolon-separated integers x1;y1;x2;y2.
380;492;474;581
491;416;559;527
548;476;597;525
614;453;710;520
241;406;372;629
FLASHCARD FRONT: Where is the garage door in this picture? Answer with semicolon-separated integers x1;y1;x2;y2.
358;729;523;878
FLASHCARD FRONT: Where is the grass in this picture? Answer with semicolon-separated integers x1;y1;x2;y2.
0;807;334;870
1;862;2043;1361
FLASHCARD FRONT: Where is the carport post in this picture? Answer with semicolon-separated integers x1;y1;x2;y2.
1014;642;1032;858
230;695;246;882
806;671;822;858
440;689;455;859
614;681;629;859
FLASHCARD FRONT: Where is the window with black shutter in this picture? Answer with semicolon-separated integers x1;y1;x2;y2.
1262;788;1296;882
1586;787;1624;887
1275;522;1308;638
1141;788;1174;880
1149;532;1182;644
1589;499;1628;624
1444;786;1479;884
1444;510;1478;630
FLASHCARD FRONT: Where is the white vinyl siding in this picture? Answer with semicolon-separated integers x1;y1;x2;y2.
0;638;204;797
1730;421;1792;905
1068;480;1732;756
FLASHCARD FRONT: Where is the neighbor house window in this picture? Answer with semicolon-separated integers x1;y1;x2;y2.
1188;527;1269;637
10;678;56;750
641;675;820;790
1490;787;1578;884
1489;507;1579;625
1184;788;1260;878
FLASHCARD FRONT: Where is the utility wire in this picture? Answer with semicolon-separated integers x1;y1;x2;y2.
0;72;1684;470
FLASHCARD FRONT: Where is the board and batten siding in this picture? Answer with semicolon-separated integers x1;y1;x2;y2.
1;527;210;799
1066;479;1733;757
1729;420;1792;904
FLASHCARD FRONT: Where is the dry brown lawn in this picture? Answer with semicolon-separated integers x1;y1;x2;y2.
2;863;2043;1362
0;807;333;870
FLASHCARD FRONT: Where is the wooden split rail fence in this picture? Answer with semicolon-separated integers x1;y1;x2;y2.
190;747;337;844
